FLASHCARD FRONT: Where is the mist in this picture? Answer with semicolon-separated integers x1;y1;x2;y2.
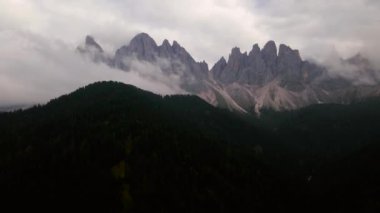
1;0;380;107
0;30;185;107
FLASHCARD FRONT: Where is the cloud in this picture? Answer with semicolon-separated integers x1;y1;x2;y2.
1;0;379;65
120;56;187;91
321;50;378;85
246;0;380;63
0;0;267;64
1;0;380;106
0;30;184;107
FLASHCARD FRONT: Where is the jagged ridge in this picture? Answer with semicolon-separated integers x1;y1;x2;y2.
77;33;380;113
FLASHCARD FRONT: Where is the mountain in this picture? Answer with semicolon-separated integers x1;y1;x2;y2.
78;33;380;113
112;33;209;92
76;35;111;64
210;42;380;112
0;104;30;112
0;81;280;212
1;81;380;212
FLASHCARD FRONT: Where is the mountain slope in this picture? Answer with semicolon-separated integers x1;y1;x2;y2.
79;33;380;113
2;81;380;212
210;41;380;112
0;81;281;213
113;33;209;92
78;33;380;113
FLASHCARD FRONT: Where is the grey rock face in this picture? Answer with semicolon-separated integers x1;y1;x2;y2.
277;44;302;77
159;39;174;58
277;44;303;90
211;41;327;91
246;44;268;85
301;61;325;84
102;33;209;92
77;35;111;64
85;35;103;52
208;40;380;112
211;57;227;80
248;44;260;58
217;47;246;84
114;33;159;69
211;46;269;85
261;41;277;75
126;32;158;61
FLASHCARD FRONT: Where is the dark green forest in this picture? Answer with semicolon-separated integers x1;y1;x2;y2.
0;81;380;212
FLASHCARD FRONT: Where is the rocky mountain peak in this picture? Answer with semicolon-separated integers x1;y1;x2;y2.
162;39;171;48
278;44;301;62
113;32;159;63
211;57;228;80
172;40;181;50
77;35;110;64
249;44;261;58
128;33;158;61
171;40;198;65
106;33;209;88
78;33;380;113
347;53;370;67
262;41;277;58
227;47;244;64
129;33;158;48
158;39;173;58
346;53;379;84
228;47;247;67
276;44;303;89
171;40;185;54
219;57;227;65
84;35;103;52
231;47;242;55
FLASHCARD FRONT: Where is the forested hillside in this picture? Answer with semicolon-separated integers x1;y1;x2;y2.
1;81;380;212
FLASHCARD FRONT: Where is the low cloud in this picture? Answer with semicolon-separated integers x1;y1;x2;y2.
1;0;380;106
121;56;186;92
310;47;380;86
325;61;377;86
1;0;380;66
0;30;185;107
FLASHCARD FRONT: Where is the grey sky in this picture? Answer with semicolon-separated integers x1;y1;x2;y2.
2;0;379;63
0;0;379;106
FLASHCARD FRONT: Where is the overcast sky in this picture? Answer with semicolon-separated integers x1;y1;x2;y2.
1;0;380;106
